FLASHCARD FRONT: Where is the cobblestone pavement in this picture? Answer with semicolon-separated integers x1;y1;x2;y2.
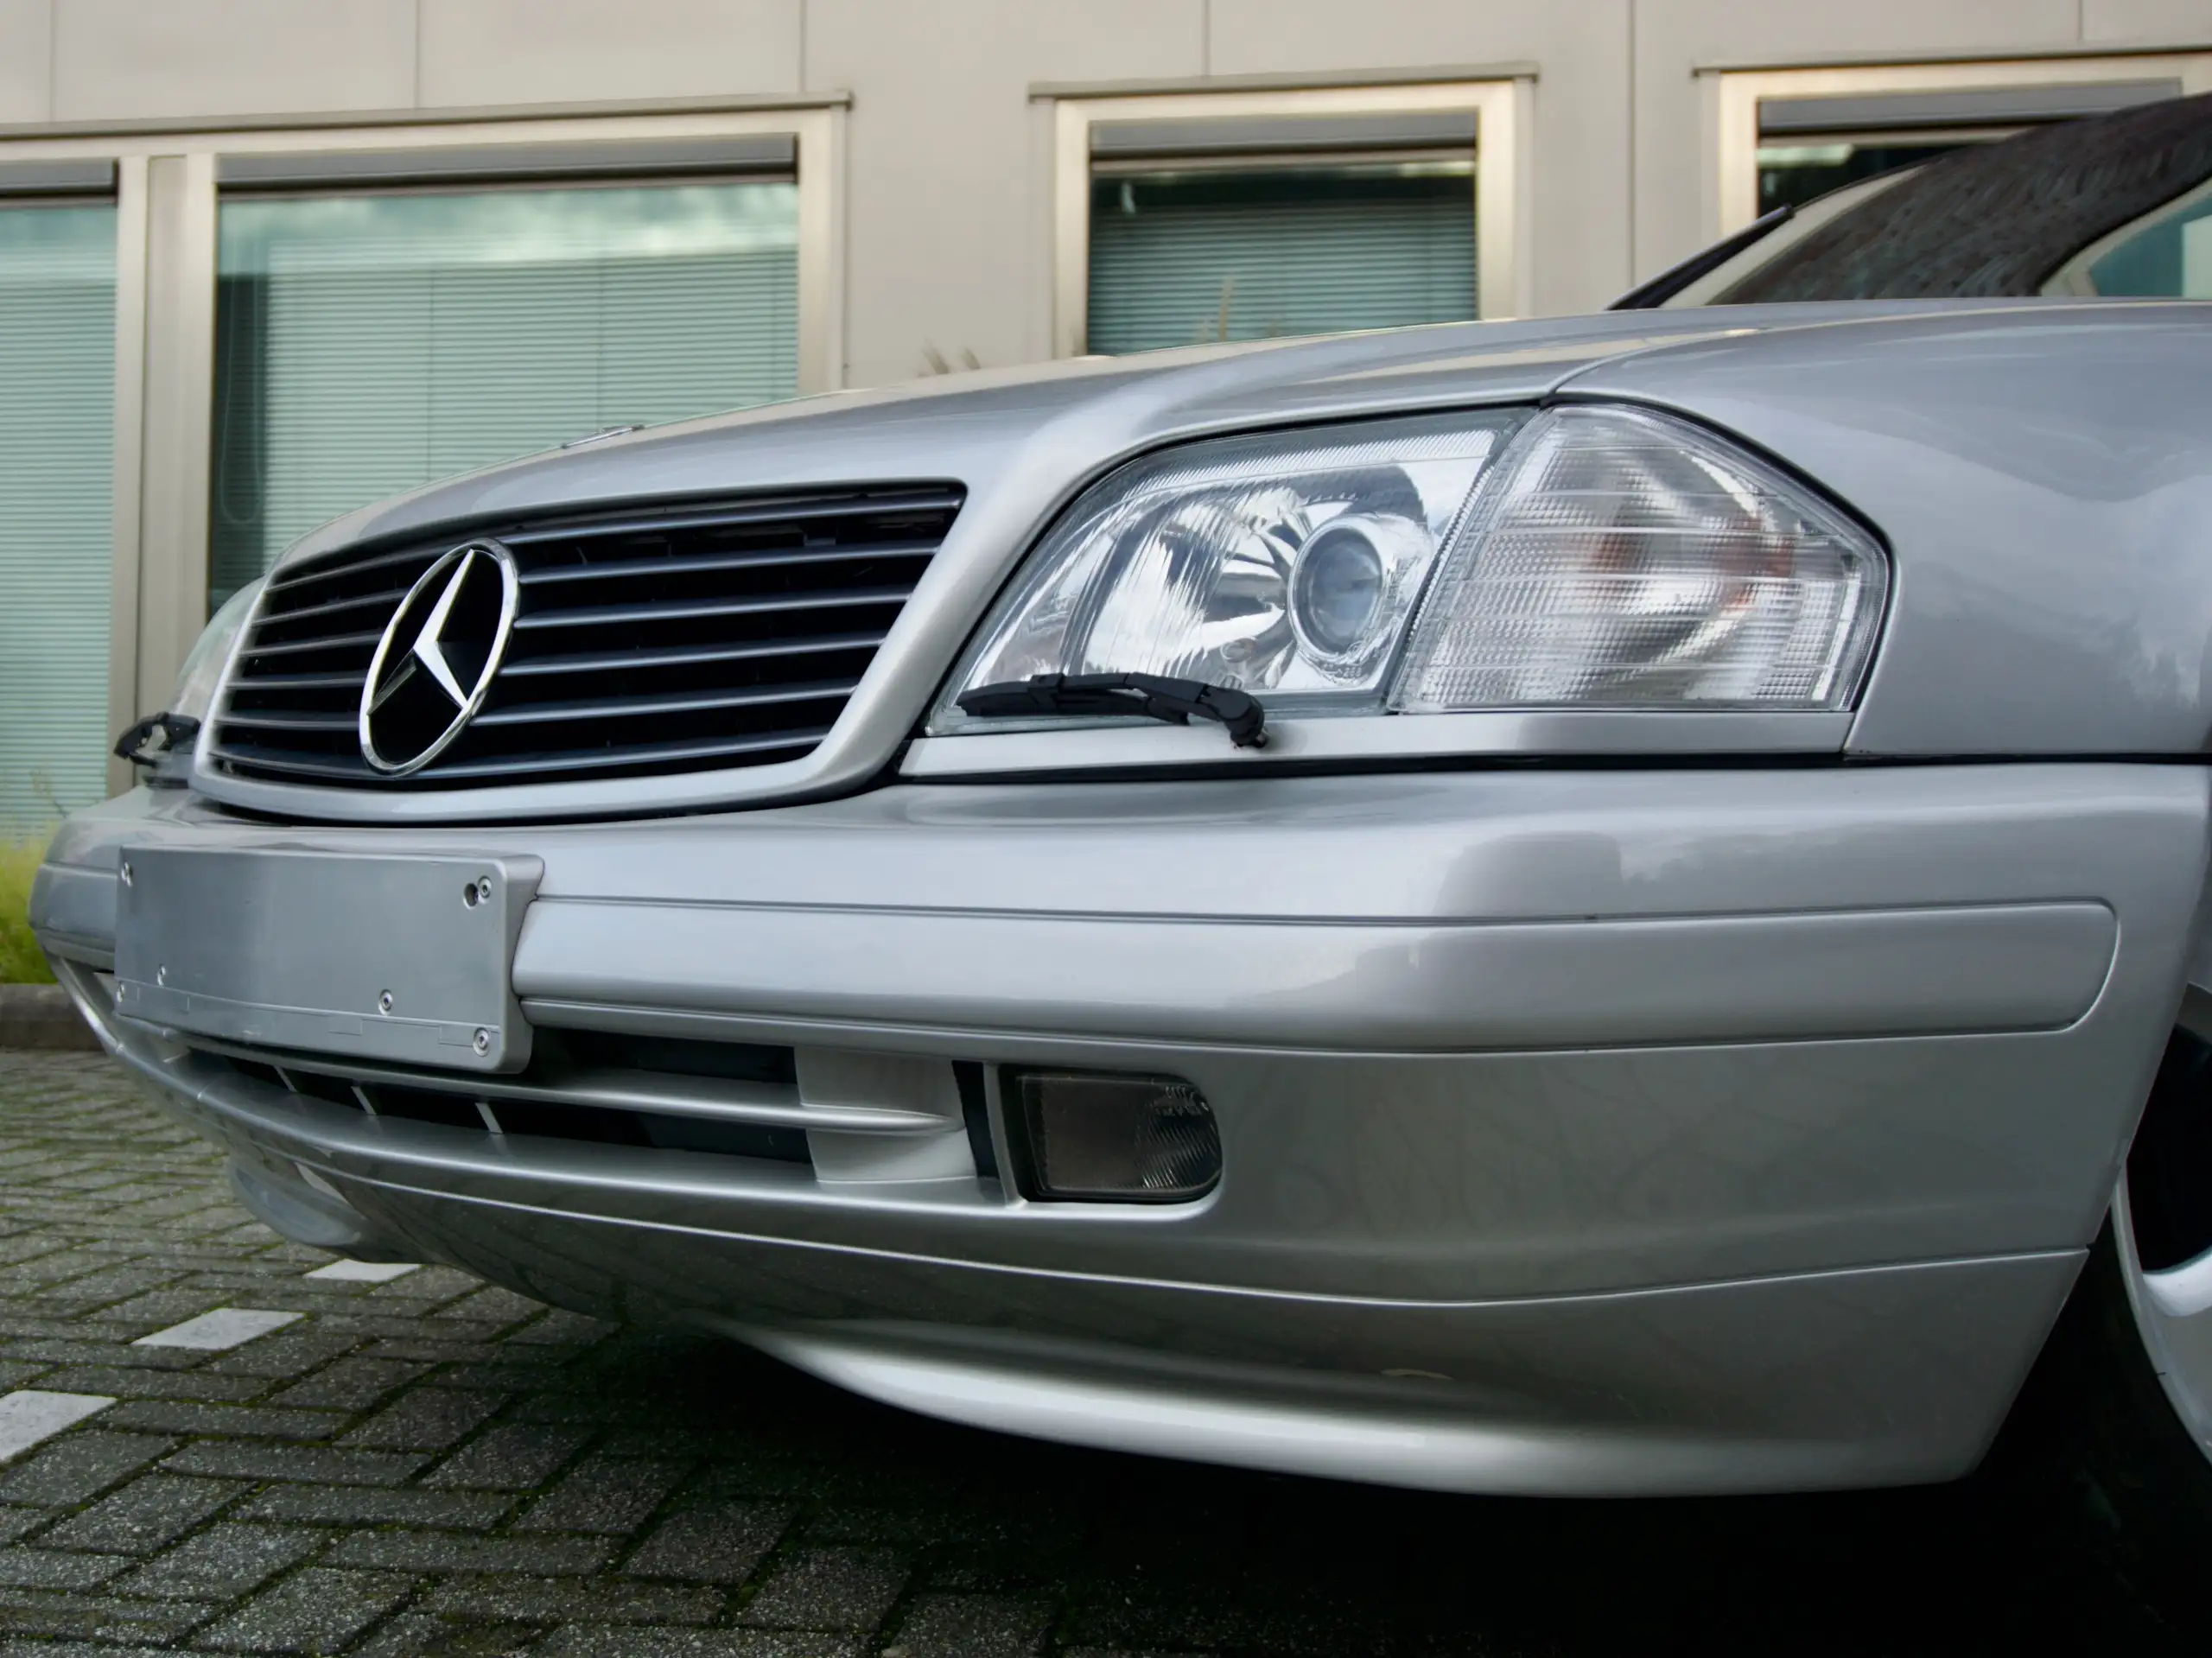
0;1053;2177;1657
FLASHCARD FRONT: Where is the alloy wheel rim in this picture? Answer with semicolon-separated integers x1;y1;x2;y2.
2114;1172;2212;1464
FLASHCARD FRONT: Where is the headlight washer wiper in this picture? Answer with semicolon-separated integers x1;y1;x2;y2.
956;672;1268;749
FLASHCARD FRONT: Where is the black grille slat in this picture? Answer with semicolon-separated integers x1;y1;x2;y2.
230;670;366;691
210;486;959;791
494;487;964;547
236;629;385;660
404;727;830;780
217;710;359;733
206;742;379;781
263;541;456;595
517;541;935;588
511;585;918;633
497;631;890;680
252;583;423;632
471;678;861;729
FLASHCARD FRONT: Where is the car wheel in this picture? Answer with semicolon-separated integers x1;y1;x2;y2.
2000;1029;2212;1636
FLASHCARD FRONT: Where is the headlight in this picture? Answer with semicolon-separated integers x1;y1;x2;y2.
933;404;1886;735
169;580;263;722
933;411;1525;726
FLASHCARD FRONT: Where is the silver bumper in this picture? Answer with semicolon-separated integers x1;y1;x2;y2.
31;764;2210;1495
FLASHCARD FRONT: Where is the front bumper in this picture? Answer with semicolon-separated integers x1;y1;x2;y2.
32;764;2209;1495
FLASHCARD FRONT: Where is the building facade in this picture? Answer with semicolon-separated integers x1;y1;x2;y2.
0;0;2207;825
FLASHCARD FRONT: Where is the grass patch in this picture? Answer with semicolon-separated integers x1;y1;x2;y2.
0;839;53;984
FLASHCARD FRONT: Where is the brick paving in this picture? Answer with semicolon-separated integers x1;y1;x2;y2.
0;1051;2180;1656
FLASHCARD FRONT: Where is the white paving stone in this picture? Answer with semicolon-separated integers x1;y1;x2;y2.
0;1390;114;1461
132;1307;304;1350
304;1260;421;1283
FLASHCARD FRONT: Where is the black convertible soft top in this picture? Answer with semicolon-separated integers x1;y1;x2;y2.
1623;90;2212;305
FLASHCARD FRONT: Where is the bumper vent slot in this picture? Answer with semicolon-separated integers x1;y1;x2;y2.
203;1047;815;1167
208;485;963;789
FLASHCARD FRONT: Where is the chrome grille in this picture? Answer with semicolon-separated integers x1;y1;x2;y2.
208;486;963;788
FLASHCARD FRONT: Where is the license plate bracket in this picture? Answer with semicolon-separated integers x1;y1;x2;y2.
114;846;542;1073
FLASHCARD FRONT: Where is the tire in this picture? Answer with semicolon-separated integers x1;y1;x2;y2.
1993;1029;2212;1640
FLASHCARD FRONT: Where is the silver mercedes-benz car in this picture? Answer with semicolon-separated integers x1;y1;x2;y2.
30;91;2212;1572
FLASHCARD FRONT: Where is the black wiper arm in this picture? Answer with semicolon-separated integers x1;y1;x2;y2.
955;672;1268;749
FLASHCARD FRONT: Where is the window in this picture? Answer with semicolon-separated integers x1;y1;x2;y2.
0;175;114;832
1710;55;2212;237
1052;83;1527;358
1087;116;1478;354
0;107;844;810
209;147;802;607
2047;176;2212;297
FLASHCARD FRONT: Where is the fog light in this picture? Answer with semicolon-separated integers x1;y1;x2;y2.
1014;1070;1221;1202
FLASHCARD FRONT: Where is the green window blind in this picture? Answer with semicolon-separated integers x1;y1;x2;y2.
0;205;114;835
210;181;800;608
1087;164;1477;355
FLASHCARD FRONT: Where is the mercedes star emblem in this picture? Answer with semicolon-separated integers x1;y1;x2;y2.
358;541;520;777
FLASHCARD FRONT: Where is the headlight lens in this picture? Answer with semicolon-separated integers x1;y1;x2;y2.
935;403;1887;736
168;579;263;722
933;411;1526;725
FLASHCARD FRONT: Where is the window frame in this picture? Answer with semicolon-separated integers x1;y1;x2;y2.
0;101;847;787
1047;79;1530;359
1705;52;2212;240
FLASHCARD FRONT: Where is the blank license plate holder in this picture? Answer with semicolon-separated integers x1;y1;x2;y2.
113;845;541;1073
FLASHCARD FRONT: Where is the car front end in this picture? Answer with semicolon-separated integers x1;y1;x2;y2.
32;302;2212;1496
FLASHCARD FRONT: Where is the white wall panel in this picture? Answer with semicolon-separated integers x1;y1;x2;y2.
1631;0;2081;280
804;0;1203;387
419;0;803;109
2084;0;2212;41
0;0;52;124
53;0;416;121
1206;0;1630;316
